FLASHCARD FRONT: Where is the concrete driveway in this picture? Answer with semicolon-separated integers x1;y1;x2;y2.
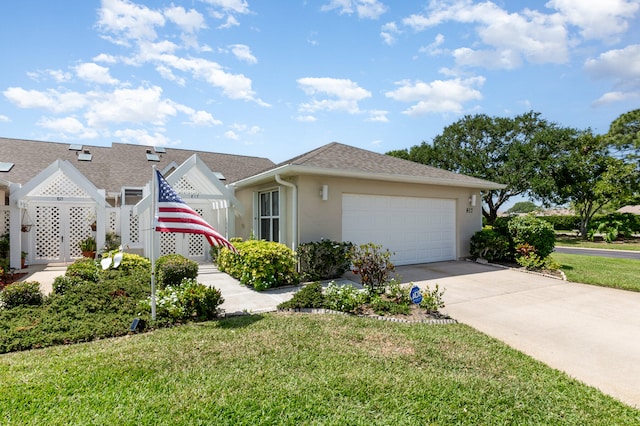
391;261;640;409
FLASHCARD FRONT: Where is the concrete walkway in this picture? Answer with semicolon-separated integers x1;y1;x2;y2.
17;260;640;409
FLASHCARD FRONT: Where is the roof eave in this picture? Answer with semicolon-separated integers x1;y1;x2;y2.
231;164;506;190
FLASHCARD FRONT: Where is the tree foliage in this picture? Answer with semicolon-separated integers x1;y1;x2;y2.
506;201;538;214
531;130;638;237
387;111;558;224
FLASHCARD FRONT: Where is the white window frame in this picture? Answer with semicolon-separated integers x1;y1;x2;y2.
255;188;280;242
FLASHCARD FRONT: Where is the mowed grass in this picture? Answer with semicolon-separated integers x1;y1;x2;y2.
556;235;640;251
552;253;640;292
1;314;638;425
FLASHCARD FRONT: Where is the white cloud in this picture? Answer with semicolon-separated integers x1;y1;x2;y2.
224;130;239;140
37;116;99;139
419;33;445;55
385;76;485;115
380;21;399;45
229;44;257;64
97;0;165;43
3;87;88;113
402;1;569;69
200;0;250;14
218;15;240;29
164;5;206;33
93;53;118;64
175;105;223;127
0;115;10;123
592;91;640;106
297;77;371;114
114;128;173;146
321;0;387;19
296;115;317;122
75;62;119;85
84;86;177;127
546;0;639;40
366;110;389;122
584;44;640;86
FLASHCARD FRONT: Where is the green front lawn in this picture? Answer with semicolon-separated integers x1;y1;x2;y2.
552;252;640;292
1;314;638;424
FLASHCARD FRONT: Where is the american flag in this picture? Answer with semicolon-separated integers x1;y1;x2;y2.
155;170;237;253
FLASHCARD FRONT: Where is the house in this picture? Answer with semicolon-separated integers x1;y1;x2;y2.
617;205;640;215
0;137;504;269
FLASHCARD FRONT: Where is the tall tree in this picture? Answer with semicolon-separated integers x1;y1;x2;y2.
387;111;556;224
605;109;640;207
531;130;637;237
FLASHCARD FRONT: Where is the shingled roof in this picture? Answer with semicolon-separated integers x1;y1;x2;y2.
235;142;504;189
0;137;275;193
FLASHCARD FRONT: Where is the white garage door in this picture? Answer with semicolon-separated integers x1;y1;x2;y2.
342;194;456;265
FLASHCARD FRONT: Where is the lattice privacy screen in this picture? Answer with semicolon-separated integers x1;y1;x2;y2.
108;210;118;234
34;172;90;198
160;232;176;256
173;177;198;197
1;208;9;236
188;208;205;257
70;206;93;258
129;210;139;243
35;205;61;260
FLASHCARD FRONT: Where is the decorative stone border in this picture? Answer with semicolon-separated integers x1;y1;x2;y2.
277;307;458;325
471;258;567;281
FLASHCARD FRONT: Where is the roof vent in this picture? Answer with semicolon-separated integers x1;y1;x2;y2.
0;162;15;172
154;146;166;153
69;144;83;151
78;150;92;161
146;150;160;161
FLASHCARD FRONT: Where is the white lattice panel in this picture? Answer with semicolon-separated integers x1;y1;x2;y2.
35;205;60;260
70;206;93;258
188;208;205;257
160;232;176;256
1;208;9;236
108;210;118;233
129;211;139;243
34;172;90;198
173;177;198;197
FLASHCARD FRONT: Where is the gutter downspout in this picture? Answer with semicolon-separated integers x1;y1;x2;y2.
275;174;297;252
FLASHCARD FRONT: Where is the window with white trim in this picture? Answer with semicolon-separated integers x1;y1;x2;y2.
259;189;279;242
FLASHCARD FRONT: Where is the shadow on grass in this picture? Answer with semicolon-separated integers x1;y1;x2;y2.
217;314;264;329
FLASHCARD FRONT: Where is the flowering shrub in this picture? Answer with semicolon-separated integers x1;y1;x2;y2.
508;215;556;259
217;240;298;291
420;284;446;313
470;229;512;261
324;282;368;313
140;278;224;322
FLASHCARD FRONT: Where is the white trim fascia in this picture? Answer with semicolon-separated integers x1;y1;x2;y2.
231;164;506;190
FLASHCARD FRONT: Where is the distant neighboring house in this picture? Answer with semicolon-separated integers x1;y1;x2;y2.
0;137;504;269
617;205;640;215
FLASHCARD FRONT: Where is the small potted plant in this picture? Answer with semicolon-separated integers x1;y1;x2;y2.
78;236;97;258
21;251;28;269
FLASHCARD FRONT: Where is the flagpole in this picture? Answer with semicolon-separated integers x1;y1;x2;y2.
150;166;157;321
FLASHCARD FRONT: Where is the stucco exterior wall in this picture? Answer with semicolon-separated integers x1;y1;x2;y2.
234;174;483;260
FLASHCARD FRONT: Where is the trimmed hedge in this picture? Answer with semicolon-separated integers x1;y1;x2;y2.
217;240;299;291
0;281;43;309
155;254;199;289
298;239;353;281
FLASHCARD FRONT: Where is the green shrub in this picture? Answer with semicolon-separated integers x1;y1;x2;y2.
297;239;354;281
349;243;395;294
1;281;43;309
538;215;582;231
107;252;151;275
324;282;368;313
52;275;84;295
218;240;299;291
139;278;223;322
369;294;410;316
508;215;556;259
470;229;512;261
65;258;99;283
278;282;326;309
589;213;639;241
103;232;121;252
155;254;199;289
420;284;446;313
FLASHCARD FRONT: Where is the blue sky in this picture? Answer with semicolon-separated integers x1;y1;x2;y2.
1;0;639;167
